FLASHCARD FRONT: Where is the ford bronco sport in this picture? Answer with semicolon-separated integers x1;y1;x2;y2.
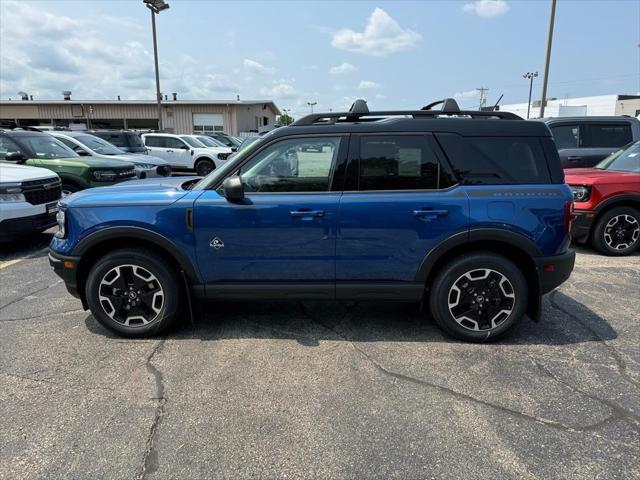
49;99;575;342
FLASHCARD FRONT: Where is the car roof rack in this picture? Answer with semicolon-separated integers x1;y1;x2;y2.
292;98;521;126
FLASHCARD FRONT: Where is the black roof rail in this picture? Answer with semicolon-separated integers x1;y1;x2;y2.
421;98;460;113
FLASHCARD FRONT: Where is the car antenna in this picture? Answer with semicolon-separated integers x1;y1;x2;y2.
492;94;504;111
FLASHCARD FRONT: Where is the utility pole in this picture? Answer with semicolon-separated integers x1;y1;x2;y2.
476;87;488;110
540;0;557;118
523;71;538;119
307;101;317;114
144;0;170;131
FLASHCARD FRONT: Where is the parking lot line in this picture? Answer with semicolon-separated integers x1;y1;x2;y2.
0;259;23;270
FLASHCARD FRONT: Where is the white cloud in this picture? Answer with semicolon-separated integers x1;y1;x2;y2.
359;80;381;89
454;89;480;99
261;82;297;99
332;8;422;56
329;62;357;75
462;0;510;18
243;58;275;75
375;93;386;100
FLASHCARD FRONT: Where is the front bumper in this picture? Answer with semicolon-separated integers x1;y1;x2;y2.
571;210;596;243
535;250;576;295
0;211;57;241
135;165;172;179
48;250;83;304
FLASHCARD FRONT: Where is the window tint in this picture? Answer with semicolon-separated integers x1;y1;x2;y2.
239;137;341;193
144;136;165;148
166;137;187;149
551;125;580;149
356;135;451;191
437;134;551;185
0;136;22;159
585;124;632;148
181;136;204;148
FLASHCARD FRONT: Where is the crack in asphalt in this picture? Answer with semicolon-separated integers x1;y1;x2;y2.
549;290;640;390
0;308;85;322
298;303;628;434
136;339;167;480
0;280;63;311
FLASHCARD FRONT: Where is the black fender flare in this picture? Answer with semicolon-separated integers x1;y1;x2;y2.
595;193;640;214
72;226;200;283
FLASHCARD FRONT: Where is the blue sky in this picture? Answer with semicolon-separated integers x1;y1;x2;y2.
0;0;638;118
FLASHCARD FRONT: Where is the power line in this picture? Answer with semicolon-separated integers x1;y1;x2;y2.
476;87;488;110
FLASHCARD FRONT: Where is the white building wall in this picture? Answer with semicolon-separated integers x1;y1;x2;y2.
501;94;621;119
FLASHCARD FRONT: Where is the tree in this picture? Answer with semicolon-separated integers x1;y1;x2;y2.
277;113;294;126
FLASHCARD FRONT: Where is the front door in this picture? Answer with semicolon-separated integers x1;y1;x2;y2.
336;134;469;294
193;135;348;295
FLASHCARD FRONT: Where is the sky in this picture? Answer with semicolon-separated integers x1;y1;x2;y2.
0;0;638;118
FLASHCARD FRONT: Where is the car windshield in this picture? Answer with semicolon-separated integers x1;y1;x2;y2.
22;135;79;159
181;136;205;148
196;136;223;148
74;134;124;155
594;142;640;173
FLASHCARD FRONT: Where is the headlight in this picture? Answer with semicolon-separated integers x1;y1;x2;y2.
54;208;66;238
92;170;117;181
0;193;26;202
569;185;591;202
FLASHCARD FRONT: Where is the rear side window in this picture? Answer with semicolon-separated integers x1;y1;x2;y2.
436;134;551;185
585;124;632;148
144;136;166;148
356;135;452;191
551;125;580;149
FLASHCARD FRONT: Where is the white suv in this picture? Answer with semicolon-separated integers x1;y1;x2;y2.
0;163;61;241
142;133;232;176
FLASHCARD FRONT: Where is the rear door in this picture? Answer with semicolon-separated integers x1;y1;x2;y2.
336;133;469;298
143;136;169;161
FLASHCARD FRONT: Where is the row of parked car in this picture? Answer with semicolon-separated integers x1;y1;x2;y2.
0;127;243;240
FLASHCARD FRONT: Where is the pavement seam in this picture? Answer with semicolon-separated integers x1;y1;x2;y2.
299;303;623;434
0;308;85;322
136;339;167;480
549;289;640;390
0;280;63;311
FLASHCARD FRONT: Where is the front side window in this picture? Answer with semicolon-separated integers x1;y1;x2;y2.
585;124;633;148
437;135;551;185
0;136;23;159
181;136;204;148
19;135;78;159
74;134;123;155
239;137;341;193
595;141;640;172
166;137;188;149
551;125;580;149
357;135;451;191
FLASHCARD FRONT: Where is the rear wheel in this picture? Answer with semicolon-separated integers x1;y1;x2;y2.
85;248;181;337
429;253;527;342
195;158;215;176
591;206;640;256
61;183;80;197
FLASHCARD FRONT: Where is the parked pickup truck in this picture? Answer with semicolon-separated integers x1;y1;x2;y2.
539;116;640;168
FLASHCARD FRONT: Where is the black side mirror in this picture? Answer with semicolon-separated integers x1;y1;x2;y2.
5;152;27;163
222;176;244;202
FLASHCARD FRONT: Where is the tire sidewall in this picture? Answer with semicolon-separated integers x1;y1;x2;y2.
429;253;528;342
195;158;214;176
85;249;180;337
592;206;640;256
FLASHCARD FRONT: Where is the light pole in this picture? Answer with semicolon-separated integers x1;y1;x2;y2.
539;0;556;118
307;101;317;114
523;71;538;119
143;0;170;131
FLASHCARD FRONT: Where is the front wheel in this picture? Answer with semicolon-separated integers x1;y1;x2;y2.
195;158;215;176
429;253;528;342
591;206;640;256
85;248;181;337
61;183;80;197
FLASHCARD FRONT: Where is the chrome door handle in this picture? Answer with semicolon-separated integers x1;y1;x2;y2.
290;210;325;219
567;156;581;161
166;149;174;153
413;209;448;221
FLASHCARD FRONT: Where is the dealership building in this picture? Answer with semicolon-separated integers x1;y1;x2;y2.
0;98;280;136
500;94;640;119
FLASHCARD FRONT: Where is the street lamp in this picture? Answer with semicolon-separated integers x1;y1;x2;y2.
307;101;317;114
143;0;170;131
523;71;538;119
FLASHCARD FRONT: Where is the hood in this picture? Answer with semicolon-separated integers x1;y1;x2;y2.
0;162;59;183
195;146;233;154
36;156;136;169
564;168;640;184
98;153;168;166
61;176;200;208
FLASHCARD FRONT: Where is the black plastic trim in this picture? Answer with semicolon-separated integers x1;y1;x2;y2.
48;250;85;306
201;283;334;300
535;250;576;294
336;283;423;300
594;194;640;213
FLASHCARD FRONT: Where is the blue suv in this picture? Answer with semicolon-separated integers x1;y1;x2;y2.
49;99;575;342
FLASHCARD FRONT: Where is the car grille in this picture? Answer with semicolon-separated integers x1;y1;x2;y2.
218;153;230;160
156;165;172;177
115;169;137;179
22;178;62;205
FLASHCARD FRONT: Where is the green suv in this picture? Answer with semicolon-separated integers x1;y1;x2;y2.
0;129;136;194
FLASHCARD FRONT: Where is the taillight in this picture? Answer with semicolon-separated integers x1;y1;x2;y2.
563;200;576;236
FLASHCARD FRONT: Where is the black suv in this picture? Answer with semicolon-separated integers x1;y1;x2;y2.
87;129;147;154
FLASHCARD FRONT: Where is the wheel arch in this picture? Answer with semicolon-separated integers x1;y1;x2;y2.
416;229;542;321
72;227;200;307
592;194;640;226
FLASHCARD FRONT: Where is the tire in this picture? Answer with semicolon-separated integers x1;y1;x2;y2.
195;158;215;176
428;252;528;342
61;182;80;197
85;248;181;337
591;206;640;256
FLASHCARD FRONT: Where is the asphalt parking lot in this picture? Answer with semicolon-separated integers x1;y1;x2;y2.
1;231;639;480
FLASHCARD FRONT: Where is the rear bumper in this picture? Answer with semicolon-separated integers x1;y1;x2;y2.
48;250;83;303
535;250;576;295
0;212;57;241
571;210;595;243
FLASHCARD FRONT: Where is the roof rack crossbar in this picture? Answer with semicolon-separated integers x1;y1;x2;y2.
292;109;521;126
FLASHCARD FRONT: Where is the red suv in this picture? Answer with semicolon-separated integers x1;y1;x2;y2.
565;141;640;255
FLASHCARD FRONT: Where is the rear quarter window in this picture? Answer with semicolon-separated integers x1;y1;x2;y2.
436;134;552;185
